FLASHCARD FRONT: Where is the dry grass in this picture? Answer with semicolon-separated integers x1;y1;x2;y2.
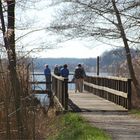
34;106;59;139
0;60;36;139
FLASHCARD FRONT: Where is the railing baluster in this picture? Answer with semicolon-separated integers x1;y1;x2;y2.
51;74;68;111
84;76;131;109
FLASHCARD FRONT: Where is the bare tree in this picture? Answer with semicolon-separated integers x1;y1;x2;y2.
0;0;60;139
50;0;140;44
0;0;24;139
50;0;140;104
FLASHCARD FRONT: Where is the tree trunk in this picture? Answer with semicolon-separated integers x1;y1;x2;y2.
111;0;140;101
0;0;24;139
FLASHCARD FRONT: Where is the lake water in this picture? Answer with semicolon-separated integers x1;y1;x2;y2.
31;72;75;91
34;94;50;107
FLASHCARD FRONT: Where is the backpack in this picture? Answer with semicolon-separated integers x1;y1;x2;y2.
54;67;60;76
74;68;85;79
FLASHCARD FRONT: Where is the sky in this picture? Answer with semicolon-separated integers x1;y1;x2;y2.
33;41;111;58
15;1;112;59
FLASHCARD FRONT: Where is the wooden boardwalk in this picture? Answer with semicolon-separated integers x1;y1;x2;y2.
69;90;140;140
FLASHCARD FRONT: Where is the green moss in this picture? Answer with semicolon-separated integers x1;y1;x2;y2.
129;109;140;116
47;113;111;140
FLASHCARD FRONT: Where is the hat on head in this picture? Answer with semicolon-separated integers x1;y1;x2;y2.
45;64;48;67
64;64;67;68
78;63;81;67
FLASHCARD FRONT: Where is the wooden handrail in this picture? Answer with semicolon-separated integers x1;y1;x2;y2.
30;72;131;110
30;73;69;110
51;73;68;111
84;76;131;109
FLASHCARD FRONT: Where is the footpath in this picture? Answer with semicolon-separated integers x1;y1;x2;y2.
69;90;140;140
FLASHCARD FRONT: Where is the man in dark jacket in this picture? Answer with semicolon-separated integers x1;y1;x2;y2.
74;64;86;93
44;64;51;90
60;64;69;78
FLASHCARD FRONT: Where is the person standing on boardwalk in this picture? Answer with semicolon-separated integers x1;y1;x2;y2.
54;64;60;76
44;64;51;91
74;63;86;93
60;64;69;78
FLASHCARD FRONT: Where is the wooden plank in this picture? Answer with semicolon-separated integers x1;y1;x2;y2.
30;81;47;84
69;90;127;111
88;75;130;82
30;72;74;76
32;90;48;94
53;96;65;111
30;73;44;75
30;81;52;84
69;91;140;140
84;81;127;98
51;73;67;81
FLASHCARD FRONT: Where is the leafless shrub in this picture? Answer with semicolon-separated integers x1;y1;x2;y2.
114;56;140;108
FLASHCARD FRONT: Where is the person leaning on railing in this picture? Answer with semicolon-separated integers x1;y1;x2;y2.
54;64;60;76
44;64;51;90
60;64;69;78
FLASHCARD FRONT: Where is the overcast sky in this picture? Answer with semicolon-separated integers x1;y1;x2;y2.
31;40;112;58
15;1;112;58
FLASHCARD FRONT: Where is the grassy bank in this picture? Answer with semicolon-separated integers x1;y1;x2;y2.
47;112;111;140
129;109;140;117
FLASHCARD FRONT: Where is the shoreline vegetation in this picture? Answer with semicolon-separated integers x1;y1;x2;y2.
44;108;140;140
129;109;140;118
46;109;111;140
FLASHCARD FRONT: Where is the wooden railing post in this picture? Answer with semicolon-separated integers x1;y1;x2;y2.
96;56;100;76
127;79;131;110
64;78;68;110
51;74;68;111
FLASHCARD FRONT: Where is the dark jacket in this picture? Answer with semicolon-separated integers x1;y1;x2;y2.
60;68;69;78
74;67;86;79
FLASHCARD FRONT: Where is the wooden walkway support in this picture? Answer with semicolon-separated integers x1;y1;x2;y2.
29;73;139;140
29;73;69;111
84;76;132;109
30;73;50;94
51;73;68;111
29;73;132;111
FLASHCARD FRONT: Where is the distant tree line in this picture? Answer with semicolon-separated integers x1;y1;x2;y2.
33;48;139;73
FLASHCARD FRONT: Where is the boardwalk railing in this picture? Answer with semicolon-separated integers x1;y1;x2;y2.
30;73;48;94
29;73;69;110
51;73;68;111
84;76;131;109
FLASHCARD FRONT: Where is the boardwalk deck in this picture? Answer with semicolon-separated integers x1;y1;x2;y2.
69;90;140;140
